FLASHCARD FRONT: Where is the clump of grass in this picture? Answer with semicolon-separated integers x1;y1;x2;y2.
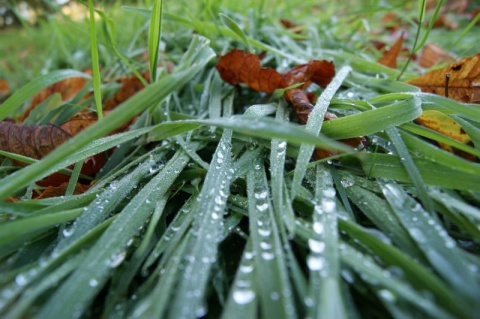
0;1;479;318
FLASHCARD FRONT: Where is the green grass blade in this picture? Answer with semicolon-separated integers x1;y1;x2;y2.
86;0;103;119
167;130;233;318
308;164;346;319
385;127;435;212
322;96;422;139
380;180;480;302
291;65;352;199
221;240;258;319
247;153;297;319
359;153;480;190
219;13;251;51
148;0;164;82
36;150;190;319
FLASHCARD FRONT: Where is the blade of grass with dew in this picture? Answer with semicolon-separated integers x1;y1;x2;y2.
142;194;197;270
53;154;161;252
167;129;233;319
452;116;480;148
0;216;115;313
130;234;189;319
148;0;164;82
344;185;423;258
307;164;346;319
2;253;83;319
0;70;90;121
219;13;250;51
321;96;422;139
87;0;103;119
36;150;190;319
291;65;352;199
339;243;456;319
0;35;215;200
428;188;480;222
337;220;472;319
386;126;435;213
0;208;82;257
221;240;257;319
359;153;480;191
102;197;168;318
270;102;295;234
379;180;480;302
247;153;297;319
148;116;351;153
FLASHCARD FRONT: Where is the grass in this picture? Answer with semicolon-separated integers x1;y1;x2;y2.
1;0;480;318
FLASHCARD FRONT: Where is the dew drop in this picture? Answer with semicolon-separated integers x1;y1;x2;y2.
313;222;324;234
108;251;127;268
379;289;396;302
15;273;28;286
308;239;326;253
307;256;324;271
233;289;256;305
261;252;275;260
89;279;99;287
258;228;271;237
256;203;269;212
62;227;75;238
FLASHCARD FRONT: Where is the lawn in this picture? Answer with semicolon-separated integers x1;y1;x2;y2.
0;0;479;318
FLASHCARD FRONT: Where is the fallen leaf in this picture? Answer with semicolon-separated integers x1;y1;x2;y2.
0;79;10;96
377;32;404;69
415;110;475;160
216;49;364;158
406;53;480;103
18;76;88;122
215;49;285;94
418;43;454;68
33;181;94;199
432;14;458;30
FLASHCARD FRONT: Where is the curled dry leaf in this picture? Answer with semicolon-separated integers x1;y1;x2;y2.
216;49;364;158
406;53;480;103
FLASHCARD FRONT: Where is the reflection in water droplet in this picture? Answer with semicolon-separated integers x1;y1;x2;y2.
313;222;324;234
261;252;275;260
256;203;269;212
240;264;254;273
307;256;324;271
379;289;396;302
308;239;325;253
258;228;271;237
89;279;99;287
62;227;75;238
233;289;256;305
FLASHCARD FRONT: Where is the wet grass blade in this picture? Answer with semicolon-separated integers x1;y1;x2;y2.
148;0;164;82
36;150;190;318
167;130;233;318
247;153;297;319
291;65;352;199
380;180;480;303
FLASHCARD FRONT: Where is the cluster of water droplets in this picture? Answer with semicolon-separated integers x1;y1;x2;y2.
253;185;276;262
307;186;337;275
231;249;256;305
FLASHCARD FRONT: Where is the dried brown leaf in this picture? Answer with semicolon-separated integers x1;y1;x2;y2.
377;33;404;69
406;53;480;103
